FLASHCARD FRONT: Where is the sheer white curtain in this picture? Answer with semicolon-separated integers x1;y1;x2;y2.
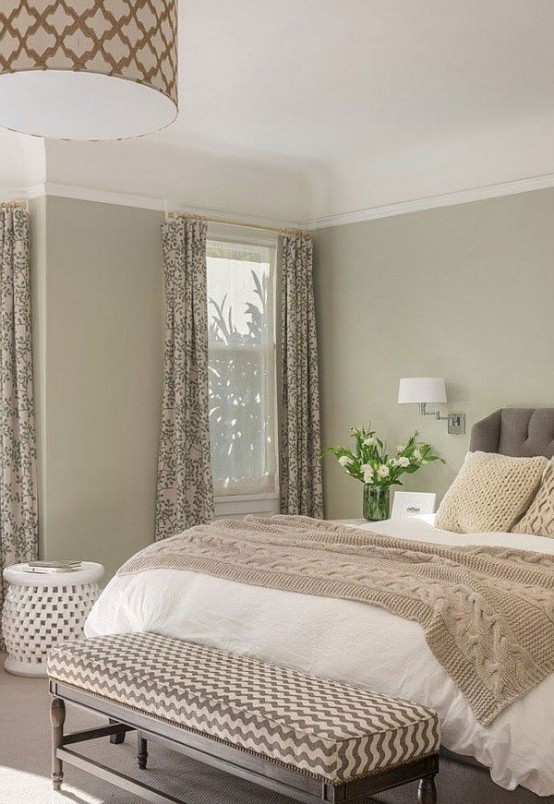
207;239;278;498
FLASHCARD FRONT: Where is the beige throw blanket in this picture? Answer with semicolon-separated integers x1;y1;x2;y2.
119;515;554;725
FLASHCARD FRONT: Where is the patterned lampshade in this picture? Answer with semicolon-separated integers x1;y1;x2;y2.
0;1;178;140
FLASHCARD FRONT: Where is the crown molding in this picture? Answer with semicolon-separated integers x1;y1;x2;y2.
2;182;167;210
0;186;32;202
308;171;554;230
17;182;304;230
5;170;554;231
35;182;167;211
167;199;303;230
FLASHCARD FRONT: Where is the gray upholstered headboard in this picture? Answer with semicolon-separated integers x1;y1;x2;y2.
470;408;554;458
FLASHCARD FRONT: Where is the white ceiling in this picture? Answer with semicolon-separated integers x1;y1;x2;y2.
3;0;554;222
173;0;554;160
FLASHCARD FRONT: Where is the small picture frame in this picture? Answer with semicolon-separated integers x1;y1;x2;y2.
391;491;436;520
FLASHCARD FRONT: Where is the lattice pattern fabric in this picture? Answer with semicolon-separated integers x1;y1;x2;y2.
513;461;554;538
435;451;548;533
0;1;178;104
48;632;440;784
3;581;100;667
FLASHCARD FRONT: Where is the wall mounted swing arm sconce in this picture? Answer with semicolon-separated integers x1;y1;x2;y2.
398;377;466;435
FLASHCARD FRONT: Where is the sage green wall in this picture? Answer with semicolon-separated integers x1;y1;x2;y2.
29;188;554;573
33;197;165;580
314;188;554;519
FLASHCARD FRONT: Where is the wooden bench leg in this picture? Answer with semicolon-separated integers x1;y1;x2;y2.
50;697;66;791
418;775;437;804
109;718;126;744
137;733;148;770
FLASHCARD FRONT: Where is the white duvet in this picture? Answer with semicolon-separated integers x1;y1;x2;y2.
85;515;554;797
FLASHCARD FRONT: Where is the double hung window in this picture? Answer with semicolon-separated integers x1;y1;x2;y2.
207;236;279;515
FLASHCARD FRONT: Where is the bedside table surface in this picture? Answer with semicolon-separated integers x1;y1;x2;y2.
3;561;104;586
328;518;367;526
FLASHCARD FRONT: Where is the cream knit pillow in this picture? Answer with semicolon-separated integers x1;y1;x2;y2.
512;461;554;538
435;451;548;534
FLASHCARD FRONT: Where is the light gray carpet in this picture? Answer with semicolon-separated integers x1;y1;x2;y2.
4;655;532;804
0;657;299;804
2;655;547;804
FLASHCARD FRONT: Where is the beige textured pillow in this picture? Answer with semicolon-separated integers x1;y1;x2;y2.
435;451;548;534
512;461;554;537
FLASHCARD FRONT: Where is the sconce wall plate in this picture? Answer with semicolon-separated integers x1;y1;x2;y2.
448;413;466;435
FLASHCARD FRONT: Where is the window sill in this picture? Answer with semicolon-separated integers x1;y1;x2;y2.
214;492;279;504
214;492;280;519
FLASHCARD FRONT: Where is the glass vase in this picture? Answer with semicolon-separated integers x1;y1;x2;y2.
363;485;390;521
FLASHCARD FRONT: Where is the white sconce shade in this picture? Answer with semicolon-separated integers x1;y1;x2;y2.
398;378;447;405
0;1;178;140
397;377;465;434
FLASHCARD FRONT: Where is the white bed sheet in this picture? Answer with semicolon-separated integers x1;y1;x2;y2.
85;515;554;796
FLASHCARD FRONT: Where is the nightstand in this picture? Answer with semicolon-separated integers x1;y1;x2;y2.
2;562;104;677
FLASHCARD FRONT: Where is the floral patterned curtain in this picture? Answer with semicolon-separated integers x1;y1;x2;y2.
155;216;214;540
279;233;324;518
0;204;38;633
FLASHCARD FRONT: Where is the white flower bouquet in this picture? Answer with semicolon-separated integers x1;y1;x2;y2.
328;425;444;520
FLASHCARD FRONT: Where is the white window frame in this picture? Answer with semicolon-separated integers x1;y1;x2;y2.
207;223;280;519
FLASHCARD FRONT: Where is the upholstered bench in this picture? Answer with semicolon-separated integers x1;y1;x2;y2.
48;632;440;803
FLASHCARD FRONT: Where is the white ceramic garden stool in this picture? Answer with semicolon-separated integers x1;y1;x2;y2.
2;562;104;677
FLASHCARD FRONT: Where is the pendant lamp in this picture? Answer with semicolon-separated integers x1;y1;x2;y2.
0;1;178;140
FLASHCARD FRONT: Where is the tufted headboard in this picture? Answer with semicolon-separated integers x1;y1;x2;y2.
470;408;554;458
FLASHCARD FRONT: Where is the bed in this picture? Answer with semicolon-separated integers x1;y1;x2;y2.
86;408;554;804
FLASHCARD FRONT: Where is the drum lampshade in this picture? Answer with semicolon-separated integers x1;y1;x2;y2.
0;1;178;140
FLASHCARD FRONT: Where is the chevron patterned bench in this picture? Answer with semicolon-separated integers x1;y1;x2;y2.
47;632;440;804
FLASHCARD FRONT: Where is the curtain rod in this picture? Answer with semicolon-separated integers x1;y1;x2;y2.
166;211;310;238
0;200;29;211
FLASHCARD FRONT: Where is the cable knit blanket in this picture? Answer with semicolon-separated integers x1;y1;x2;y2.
118;515;554;725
